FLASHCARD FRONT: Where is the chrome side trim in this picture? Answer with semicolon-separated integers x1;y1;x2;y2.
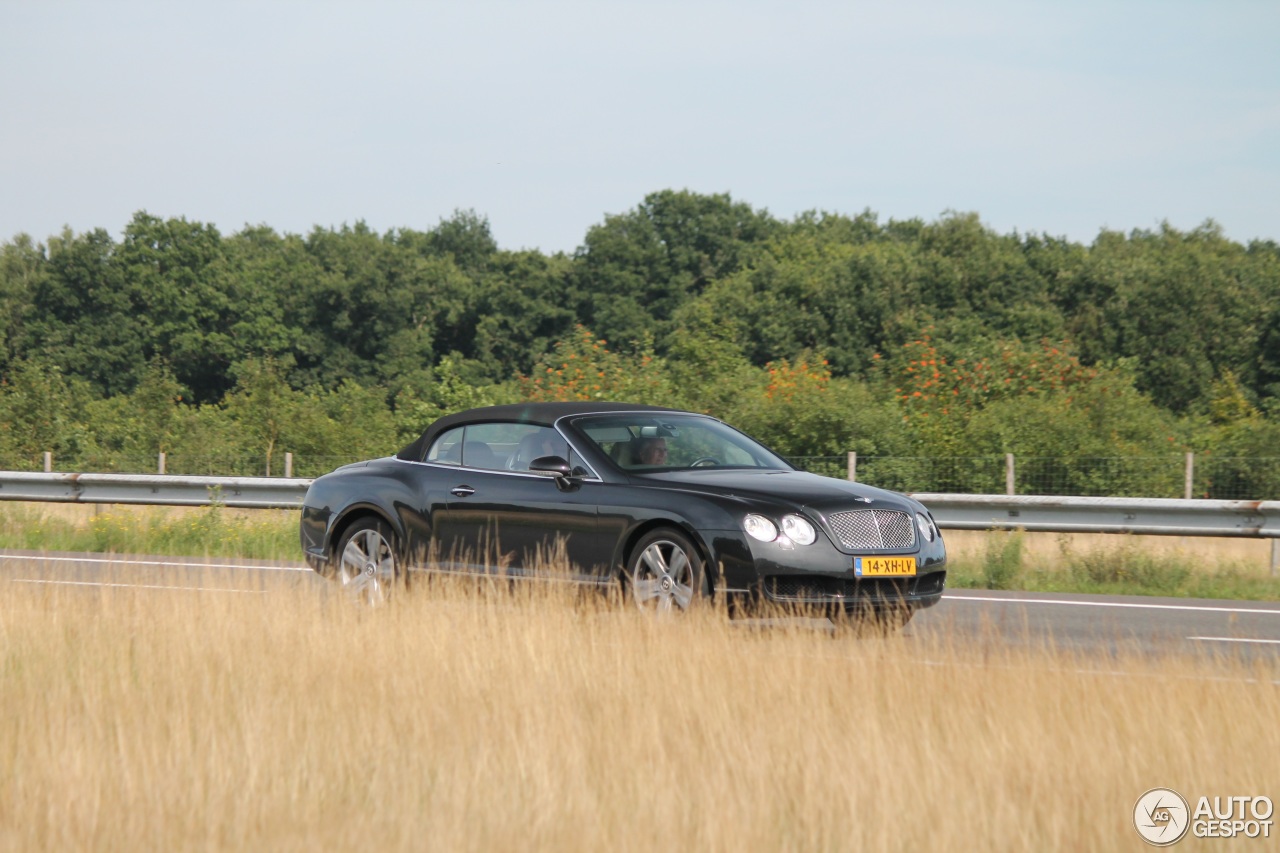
392;457;604;484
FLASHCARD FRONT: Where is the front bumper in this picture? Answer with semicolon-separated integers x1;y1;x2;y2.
707;524;947;615
757;569;945;612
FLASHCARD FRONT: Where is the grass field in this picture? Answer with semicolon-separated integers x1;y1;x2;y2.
0;502;298;561
1;576;1275;851
945;529;1280;600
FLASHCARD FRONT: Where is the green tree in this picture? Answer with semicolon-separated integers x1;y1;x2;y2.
1082;222;1264;413
79;359;189;469
222;357;297;475
114;212;236;402
724;360;906;460
572;190;780;352
0;358;93;468
27;226;143;396
422;208;498;272
393;356;517;443
0;234;45;373
221;225;309;371
664;298;759;415
291;222;450;390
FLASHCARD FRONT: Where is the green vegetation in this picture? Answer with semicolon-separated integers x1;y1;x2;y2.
3;190;1280;493
0;505;296;560
947;532;1279;600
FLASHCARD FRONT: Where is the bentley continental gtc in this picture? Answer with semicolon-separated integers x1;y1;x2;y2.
299;402;946;623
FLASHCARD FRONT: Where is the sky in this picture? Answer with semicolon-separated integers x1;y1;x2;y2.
3;0;1278;253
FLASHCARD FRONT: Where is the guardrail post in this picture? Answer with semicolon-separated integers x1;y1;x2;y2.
285;452;293;479
1005;453;1015;496
1184;452;1194;499
158;452;166;475
846;451;856;482
1272;539;1279;578
43;452;52;473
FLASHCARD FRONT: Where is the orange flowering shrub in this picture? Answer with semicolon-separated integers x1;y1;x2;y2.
764;357;830;403
519;326;671;404
890;334;1100;416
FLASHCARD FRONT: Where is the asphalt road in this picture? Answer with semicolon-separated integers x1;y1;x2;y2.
4;550;1279;665
912;588;1280;664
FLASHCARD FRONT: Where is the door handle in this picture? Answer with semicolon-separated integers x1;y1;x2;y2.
450;485;476;498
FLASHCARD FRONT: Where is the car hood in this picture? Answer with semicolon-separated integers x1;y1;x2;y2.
635;469;923;516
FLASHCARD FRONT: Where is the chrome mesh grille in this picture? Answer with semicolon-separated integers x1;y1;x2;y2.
765;575;915;602
827;510;916;551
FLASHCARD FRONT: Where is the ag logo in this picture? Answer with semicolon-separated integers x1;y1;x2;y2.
1134;788;1191;846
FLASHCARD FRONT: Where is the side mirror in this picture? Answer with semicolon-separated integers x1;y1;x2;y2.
529;455;578;490
529;455;573;477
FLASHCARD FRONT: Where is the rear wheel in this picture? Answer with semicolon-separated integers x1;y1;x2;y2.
332;517;401;605
626;528;708;613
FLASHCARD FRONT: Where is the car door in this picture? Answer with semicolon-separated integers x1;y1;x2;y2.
427;423;612;579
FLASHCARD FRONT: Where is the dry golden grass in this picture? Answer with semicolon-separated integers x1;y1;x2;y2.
2;574;1277;852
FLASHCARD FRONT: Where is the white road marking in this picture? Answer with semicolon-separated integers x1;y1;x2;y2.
916;657;1280;685
946;594;1280;616
13;578;266;593
1186;636;1280;645
0;553;311;572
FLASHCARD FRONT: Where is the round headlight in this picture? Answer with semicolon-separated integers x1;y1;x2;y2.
743;514;778;542
916;512;935;543
780;514;817;545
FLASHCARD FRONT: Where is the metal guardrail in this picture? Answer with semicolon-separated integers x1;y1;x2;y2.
0;472;312;509
912;493;1280;539
0;472;1278;538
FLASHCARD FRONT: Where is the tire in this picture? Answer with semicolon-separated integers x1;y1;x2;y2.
625;528;708;613
332;517;401;605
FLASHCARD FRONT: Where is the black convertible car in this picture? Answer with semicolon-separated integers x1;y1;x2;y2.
300;402;946;621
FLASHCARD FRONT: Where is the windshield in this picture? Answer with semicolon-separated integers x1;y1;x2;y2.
571;414;791;472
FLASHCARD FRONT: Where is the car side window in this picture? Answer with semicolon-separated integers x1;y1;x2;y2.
459;423;520;470
506;426;569;472
425;425;506;470
425;422;595;476
426;426;465;465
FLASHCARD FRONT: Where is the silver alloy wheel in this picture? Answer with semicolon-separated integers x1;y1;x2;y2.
630;538;696;613
339;526;397;605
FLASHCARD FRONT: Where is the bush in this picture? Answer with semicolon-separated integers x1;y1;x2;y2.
1066;544;1192;594
980;531;1025;590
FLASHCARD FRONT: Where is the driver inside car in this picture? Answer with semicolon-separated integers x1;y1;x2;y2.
633;436;668;466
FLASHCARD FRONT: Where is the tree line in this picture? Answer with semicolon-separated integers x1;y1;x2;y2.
3;190;1280;495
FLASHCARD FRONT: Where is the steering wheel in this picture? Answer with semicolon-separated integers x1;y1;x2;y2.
690;456;720;468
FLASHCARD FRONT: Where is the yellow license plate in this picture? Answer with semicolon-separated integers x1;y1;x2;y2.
854;556;917;577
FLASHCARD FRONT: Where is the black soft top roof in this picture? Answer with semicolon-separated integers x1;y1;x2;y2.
396;401;687;461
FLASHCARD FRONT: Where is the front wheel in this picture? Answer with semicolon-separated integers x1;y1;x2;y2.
626;528;708;613
332;517;401;605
